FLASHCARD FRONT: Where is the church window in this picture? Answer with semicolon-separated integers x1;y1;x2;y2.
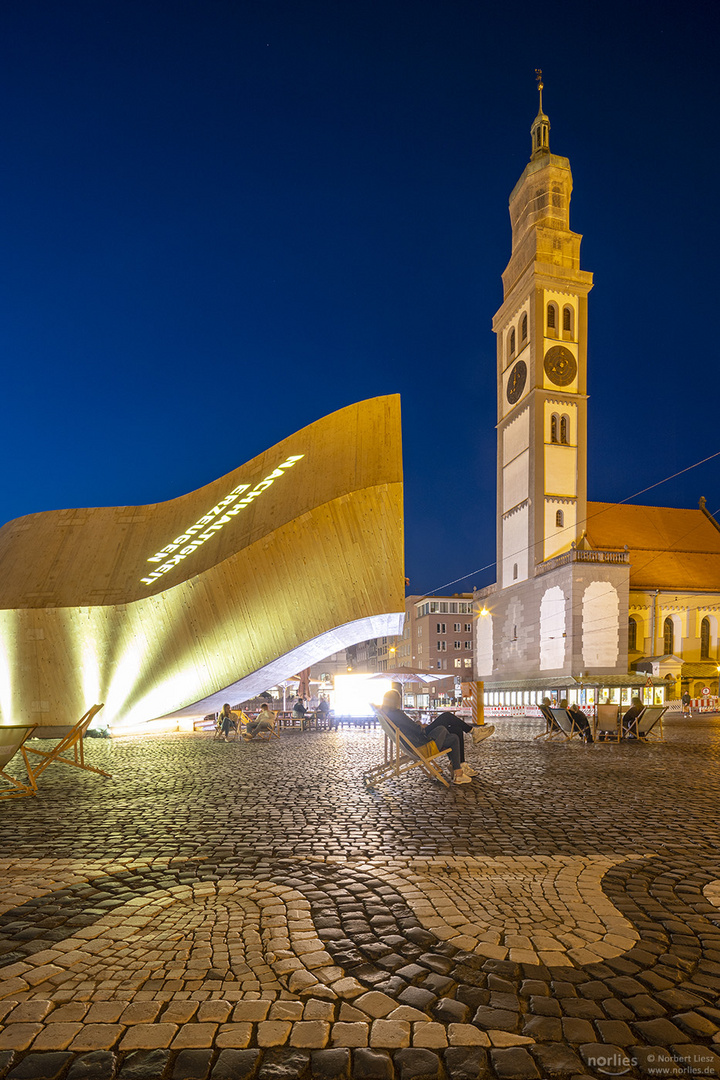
701;617;710;658
560;415;569;444
550;413;559;443
520;313;528;341
555;510;564;528
663;617;674;655
508;328;516;357
628;617;637;651
563;306;573;334
547;303;557;331
512;563;518;580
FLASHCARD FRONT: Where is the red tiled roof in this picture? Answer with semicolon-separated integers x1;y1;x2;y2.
583;502;720;590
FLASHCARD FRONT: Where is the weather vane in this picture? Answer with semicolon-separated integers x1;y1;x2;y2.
535;68;544;112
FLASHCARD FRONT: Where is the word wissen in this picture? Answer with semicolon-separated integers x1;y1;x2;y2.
140;454;304;586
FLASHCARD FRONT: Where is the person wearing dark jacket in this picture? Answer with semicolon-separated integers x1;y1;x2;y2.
568;702;593;743
381;690;471;785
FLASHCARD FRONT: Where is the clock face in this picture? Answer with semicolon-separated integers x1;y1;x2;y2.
543;345;577;387
506;360;527;404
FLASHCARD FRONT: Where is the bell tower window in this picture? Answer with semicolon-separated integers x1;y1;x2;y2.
550;413;558;443
560;415;569;444
547;303;558;336
562;306;573;336
555;510;564;528
520;313;528;342
508;328;516;358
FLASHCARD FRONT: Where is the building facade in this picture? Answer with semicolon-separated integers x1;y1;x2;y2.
474;85;720;711
0;396;405;731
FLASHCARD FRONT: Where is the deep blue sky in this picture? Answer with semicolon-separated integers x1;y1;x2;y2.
1;0;718;596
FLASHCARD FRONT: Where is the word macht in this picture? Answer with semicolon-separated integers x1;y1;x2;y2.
140;454;304;586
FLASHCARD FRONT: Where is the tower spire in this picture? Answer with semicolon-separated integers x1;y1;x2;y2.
531;68;550;158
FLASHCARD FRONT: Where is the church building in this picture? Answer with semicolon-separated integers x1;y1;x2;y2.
474;80;720;712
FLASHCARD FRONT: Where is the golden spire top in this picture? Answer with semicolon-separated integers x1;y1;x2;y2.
530;68;550;158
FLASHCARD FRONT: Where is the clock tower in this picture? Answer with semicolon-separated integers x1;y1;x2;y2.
493;75;593;590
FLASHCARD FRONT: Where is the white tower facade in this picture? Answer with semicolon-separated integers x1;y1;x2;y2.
492;80;593;590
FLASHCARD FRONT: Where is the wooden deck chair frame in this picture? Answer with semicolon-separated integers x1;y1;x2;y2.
535;704;564;739
24;705;111;781
550;708;584;741
628;705;667;742
595;704;622;743
363;706;451;789
0;725;39;800
244;719;280;741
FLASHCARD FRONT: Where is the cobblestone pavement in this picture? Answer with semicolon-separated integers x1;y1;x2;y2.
0;716;719;1080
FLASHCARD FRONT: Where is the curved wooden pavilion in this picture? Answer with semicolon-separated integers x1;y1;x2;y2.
0;396;404;731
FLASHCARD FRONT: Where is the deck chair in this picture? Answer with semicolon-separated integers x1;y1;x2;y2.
244;717;280;741
363;706;451;789
24;704;111;782
628;705;667;742
596;704;621;742
550;708;584;740
535;704;564;739
0;725;39;800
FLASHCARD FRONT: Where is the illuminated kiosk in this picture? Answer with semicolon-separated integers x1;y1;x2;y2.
0;396;404;733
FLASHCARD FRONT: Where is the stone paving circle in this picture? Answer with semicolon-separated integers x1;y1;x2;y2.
0;715;719;1079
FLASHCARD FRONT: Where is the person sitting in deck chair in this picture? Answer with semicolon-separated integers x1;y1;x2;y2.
568;702;593;743
621;696;644;738
381;690;471;785
245;702;276;739
218;703;240;741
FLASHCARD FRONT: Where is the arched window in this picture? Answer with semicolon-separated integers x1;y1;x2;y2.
560;415;569;444
520;313;528;342
663;617;674;656
563;306;573;334
628;617;637;651
555;510;564;528
701;617;710;659
508;328;516;357
550;413;558;443
547;303;556;330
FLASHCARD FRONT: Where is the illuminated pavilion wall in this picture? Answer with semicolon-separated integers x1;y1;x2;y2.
0;395;404;731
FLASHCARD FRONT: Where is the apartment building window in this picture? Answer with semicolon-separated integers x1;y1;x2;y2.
454;623;461;632
464;624;472;632
464;641;472;650
464;659;472;668
437;641;447;651
454;641;461;650
436;623;445;633
455;659;462;668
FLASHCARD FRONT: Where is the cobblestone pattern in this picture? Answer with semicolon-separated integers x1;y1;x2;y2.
0;717;718;1079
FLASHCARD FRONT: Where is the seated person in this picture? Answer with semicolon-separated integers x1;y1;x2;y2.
292;697;306;720
381;690;471;785
621;696;644;737
246;702;276;738
568;702;593;743
218;703;239;741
